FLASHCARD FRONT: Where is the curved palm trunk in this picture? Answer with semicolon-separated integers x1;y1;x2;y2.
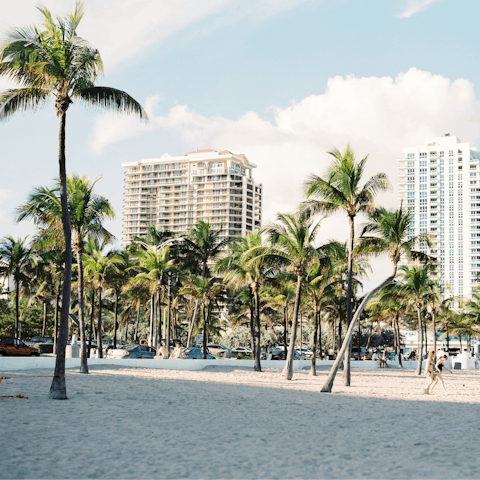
50;110;72;400
76;251;88;374
344;216;355;386
248;289;256;360
415;307;423;375
310;304;319;376
253;288;262;372
96;289;103;358
318;310;323;360
283;304;288;356
134;308;140;343
321;274;395;393
282;274;303;380
186;300;198;347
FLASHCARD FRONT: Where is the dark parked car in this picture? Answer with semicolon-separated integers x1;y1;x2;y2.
31;336;54;344
180;347;215;359
106;344;156;359
0;336;40;357
271;348;305;360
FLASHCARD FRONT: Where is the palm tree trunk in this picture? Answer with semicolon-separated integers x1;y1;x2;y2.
202;303;208;360
96;289;103;358
88;289;95;358
283;304;288;356
186;300;199;347
134;309;140;343
249;289;256;359
310;305;319;376
15;280;19;339
42;302;47;337
395;314;402;368
433;312;437;356
344;216;355;387
149;294;154;346
50;109;72;400
318;310;323;360
54;291;60;355
321;274;395;393
113;292;118;349
282;274;303;380
424;319;428;354
415;307;423;375
253;288;262;372
76;251;88;374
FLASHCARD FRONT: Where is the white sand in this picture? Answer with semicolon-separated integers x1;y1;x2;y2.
1;365;479;479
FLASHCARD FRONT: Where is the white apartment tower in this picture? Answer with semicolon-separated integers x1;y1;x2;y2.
122;149;262;244
399;135;480;299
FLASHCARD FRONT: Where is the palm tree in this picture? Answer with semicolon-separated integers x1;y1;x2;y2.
0;236;32;338
83;248;122;358
303;145;390;386
396;264;436;375
17;174;114;374
258;212;320;380
0;2;146;398
180;275;224;359
181;220;229;346
216;232;272;371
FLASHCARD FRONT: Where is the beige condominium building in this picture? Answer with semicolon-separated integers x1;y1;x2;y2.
122;149;262;244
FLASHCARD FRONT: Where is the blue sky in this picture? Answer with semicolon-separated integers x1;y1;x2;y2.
1;0;480;284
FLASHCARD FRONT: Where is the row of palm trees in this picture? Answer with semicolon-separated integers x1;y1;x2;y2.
4;143;479;395
1;2;479;400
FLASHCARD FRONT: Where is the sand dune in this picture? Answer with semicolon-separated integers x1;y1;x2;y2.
1;366;479;479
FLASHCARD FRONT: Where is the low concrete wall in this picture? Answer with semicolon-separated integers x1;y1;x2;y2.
1;357;383;372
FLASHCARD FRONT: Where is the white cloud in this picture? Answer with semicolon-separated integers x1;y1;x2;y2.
0;0;307;73
397;0;439;18
89;68;480;233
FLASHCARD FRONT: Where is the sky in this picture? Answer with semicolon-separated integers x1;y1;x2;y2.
1;0;480;289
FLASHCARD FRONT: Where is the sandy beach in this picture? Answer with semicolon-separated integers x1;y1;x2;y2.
1;365;479;479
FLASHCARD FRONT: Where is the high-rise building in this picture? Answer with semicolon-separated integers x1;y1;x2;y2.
398;134;480;299
122;149;262;244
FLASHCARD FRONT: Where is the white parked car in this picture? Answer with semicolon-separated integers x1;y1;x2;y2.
231;347;252;357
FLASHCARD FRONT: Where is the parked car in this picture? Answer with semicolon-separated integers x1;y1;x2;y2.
31;336;54;344
180;347;215;359
0;336;40;357
271;348;306;360
207;344;232;358
106;344;156;359
231;347;252;357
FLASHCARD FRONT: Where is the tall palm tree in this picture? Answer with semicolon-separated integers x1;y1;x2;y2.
0;2;146;398
258;212;320;380
181;220;229;346
303;145;390;386
395;264;436;375
83;248;122;358
0;236;32;338
180;275;224;359
17;174;114;374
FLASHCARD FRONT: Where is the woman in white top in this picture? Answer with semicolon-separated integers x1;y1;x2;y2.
170;343;182;359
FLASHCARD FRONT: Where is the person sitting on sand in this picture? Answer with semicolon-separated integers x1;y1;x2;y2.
382;350;390;368
170;342;182;360
424;348;437;394
156;342;169;359
429;354;453;393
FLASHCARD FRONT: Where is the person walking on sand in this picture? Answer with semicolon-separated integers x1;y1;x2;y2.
429;354;453;393
424;348;437;394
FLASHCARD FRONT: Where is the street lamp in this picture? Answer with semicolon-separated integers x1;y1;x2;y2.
158;271;182;356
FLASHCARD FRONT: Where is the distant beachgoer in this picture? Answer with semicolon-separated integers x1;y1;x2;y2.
429;354;453;393
71;331;78;345
382;350;390;368
170;343;182;360
156;342;169;359
424;348;437;394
